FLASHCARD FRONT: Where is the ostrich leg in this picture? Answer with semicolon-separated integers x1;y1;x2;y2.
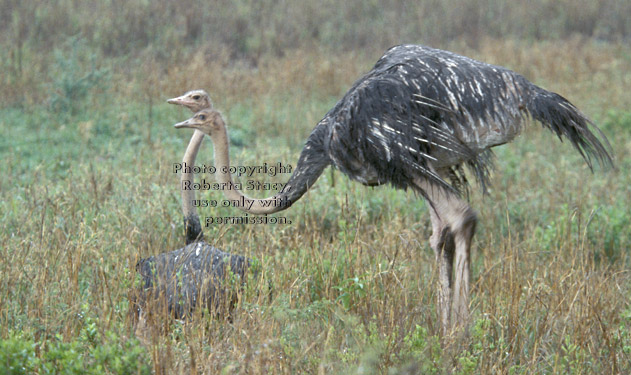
429;206;455;335
451;206;476;325
417;178;477;333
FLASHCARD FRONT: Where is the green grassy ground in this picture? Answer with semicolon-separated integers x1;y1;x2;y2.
1;2;631;372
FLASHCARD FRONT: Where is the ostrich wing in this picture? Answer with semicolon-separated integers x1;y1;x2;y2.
327;45;534;193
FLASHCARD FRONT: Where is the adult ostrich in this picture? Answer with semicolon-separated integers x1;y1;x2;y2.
132;90;253;322
173;44;612;333
167;89;212;244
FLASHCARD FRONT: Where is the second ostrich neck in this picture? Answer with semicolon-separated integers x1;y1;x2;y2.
181;130;205;244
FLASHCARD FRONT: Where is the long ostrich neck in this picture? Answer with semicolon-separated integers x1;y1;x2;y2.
212;117;330;215
182;130;205;243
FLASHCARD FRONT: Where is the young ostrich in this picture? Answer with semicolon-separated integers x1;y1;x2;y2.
132;91;253;323
173;44;612;333
134;242;250;321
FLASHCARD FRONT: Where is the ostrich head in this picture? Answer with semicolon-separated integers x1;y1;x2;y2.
174;109;223;135
167;90;212;113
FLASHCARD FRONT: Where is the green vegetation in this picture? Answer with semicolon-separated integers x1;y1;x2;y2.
1;0;630;373
1;319;150;375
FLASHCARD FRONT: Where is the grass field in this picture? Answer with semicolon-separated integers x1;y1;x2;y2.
2;1;631;374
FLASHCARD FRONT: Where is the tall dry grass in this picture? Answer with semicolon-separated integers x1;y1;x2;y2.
1;1;631;373
2;0;631;106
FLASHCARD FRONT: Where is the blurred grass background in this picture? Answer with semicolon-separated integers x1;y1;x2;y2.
1;0;631;374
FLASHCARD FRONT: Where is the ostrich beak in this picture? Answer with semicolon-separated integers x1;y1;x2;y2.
174;118;196;129
167;95;192;107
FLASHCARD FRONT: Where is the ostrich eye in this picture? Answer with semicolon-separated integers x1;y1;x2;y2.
199;115;206;121
192;95;200;100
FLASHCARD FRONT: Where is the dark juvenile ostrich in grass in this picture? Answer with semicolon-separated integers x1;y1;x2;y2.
132;90;251;322
173;44;612;334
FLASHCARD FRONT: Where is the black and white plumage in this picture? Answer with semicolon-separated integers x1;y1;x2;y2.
317;44;612;195
134;242;250;319
173;44;612;334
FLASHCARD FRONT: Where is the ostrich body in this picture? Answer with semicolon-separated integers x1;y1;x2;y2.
132;90;252;321
135;242;250;319
173;44;612;333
